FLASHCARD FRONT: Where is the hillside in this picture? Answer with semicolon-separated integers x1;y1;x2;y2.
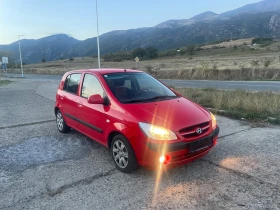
65;11;280;57
2;0;280;64
222;0;280;16
0;34;80;63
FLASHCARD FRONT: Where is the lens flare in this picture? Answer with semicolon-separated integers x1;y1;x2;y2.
152;143;167;207
151;103;174;207
159;155;166;163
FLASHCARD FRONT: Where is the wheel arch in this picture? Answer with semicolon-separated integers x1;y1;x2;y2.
54;107;59;115
107;131;123;149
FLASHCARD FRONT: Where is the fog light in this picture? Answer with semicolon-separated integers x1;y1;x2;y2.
159;155;166;163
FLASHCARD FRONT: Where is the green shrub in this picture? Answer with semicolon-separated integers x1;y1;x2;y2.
252;38;273;45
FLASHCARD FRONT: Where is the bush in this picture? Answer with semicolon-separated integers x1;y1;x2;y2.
145;65;153;72
186;45;195;55
251;60;260;67
131;47;158;60
159;50;177;58
42;58;46;63
212;63;218;70
132;48;146;59
145;46;158;59
69;57;74;61
263;58;273;68
103;52;131;62
252;38;273;45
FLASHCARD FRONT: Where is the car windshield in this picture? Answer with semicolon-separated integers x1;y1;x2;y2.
103;72;179;104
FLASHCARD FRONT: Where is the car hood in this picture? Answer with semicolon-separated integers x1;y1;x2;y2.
124;97;210;131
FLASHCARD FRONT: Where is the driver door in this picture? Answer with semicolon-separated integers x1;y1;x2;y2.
76;73;108;145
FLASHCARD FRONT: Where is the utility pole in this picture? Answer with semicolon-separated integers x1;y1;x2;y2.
18;35;25;77
96;0;101;69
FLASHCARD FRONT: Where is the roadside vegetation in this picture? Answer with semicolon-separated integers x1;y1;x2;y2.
0;80;12;86
176;88;280;124
6;37;280;81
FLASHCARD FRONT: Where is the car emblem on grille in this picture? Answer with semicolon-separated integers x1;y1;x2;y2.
196;128;203;134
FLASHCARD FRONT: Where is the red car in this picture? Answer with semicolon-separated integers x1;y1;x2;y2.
55;69;219;173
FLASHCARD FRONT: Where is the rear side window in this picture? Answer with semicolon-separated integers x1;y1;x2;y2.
81;74;105;98
63;73;82;95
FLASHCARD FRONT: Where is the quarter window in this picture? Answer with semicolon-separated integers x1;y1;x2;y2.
81;74;105;98
63;73;82;95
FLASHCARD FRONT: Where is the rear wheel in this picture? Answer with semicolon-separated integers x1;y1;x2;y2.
56;110;71;133
111;134;139;173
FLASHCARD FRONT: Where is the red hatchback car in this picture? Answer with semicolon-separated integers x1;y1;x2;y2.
55;69;219;173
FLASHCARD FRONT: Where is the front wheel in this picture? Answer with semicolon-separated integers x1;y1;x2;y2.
56;110;71;133
111;134;139;173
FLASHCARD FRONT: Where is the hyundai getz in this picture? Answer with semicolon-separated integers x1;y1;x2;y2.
55;69;219;173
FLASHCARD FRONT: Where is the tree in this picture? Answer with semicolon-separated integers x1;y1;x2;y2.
145;46;158;59
132;48;146;59
186;45;195;55
42;58;46;63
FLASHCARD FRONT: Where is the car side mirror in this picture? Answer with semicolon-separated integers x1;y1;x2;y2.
88;94;104;104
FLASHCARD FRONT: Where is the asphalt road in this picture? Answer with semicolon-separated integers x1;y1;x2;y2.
3;73;280;91
0;78;279;209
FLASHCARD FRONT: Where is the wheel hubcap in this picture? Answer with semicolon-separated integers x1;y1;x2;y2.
56;112;64;130
112;140;128;168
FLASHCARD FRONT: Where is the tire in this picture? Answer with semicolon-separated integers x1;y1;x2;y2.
111;134;139;173
56;110;71;133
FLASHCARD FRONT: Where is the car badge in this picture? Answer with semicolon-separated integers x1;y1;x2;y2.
196;128;203;135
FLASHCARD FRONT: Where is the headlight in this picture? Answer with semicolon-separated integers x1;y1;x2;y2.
210;112;217;129
139;122;177;141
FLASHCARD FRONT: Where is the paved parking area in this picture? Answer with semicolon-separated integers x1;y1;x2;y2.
0;79;279;210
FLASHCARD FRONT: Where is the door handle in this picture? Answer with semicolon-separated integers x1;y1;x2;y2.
60;96;64;100
78;104;83;108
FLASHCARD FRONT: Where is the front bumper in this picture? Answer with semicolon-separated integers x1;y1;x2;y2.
140;126;219;168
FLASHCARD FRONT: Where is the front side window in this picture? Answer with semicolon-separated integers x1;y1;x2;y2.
63;73;81;95
103;72;178;103
81;74;105;98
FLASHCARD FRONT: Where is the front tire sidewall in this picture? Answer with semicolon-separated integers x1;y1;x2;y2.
56;110;70;133
111;134;139;173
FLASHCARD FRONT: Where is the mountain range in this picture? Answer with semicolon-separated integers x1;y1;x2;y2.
1;0;280;64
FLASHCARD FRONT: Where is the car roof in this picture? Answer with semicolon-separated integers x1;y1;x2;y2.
67;68;143;75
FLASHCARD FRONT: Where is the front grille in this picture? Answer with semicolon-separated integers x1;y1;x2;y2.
179;121;210;139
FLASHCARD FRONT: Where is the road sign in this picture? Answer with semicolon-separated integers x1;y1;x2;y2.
2;57;8;64
135;57;139;62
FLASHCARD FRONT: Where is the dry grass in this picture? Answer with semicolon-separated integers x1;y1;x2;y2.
176;88;280;123
8;41;280;81
202;38;253;49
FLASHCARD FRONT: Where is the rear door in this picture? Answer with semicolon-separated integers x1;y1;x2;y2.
76;73;108;145
59;73;82;128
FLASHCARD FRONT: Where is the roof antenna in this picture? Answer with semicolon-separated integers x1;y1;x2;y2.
96;0;101;69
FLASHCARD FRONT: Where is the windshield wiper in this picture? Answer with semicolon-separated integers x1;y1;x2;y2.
145;95;178;102
122;95;178;104
122;99;149;104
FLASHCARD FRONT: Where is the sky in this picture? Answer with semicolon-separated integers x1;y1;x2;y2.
0;0;262;45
